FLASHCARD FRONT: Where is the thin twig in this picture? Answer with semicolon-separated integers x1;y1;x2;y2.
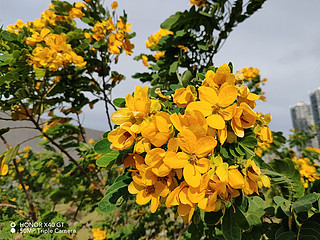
17;135;42;146
0;203;27;218
19;103;104;195
73;183;89;222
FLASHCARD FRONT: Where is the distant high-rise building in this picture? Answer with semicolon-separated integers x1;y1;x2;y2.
290;101;318;148
310;86;320;146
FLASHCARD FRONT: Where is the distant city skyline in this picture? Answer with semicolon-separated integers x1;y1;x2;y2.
290;86;320;148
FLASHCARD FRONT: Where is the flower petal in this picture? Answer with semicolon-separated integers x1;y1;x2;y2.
199;86;218;106
206;114;225;130
218;85;238;108
183;164;201;188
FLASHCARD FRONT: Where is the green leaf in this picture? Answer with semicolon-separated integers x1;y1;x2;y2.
298;213;320;240
35;68;46;79
161;12;180;30
181;70;193;87
170;84;183;91
274;196;291;216
268;159;305;199
241;136;257;147
220;145;229;158
113;98;126;108
292;193;319;213
169;61;179;75
234;206;250;230
239;144;255;157
235;144;245;155
5;145;20;164
94;139;111;154
96;151;119;167
275;231;296;240
222;207;241;240
229;144;238;158
98;173;131;213
204;210;223;225
188;221;204;240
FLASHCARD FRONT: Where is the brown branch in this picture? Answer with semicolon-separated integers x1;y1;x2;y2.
0;203;27;218
0;136;37;222
73;183;89;222
76;113;87;143
19;104;104;195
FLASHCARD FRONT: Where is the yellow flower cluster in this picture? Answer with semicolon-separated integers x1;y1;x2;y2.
305;147;320;154
91;17;134;55
240;67;267;101
146;29;173;49
241;67;260;80
27;32;86;71
69;2;87;19
8;4;86;71
92;228;106;240
292;157;319;188
108;63;271;222
255;113;273;156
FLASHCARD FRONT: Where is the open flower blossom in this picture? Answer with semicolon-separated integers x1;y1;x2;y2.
107;63;271;223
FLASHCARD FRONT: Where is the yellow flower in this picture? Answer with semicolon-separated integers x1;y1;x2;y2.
23;146;32;152
164;126;216;188
166;182;195;223
242;159;269;195
170;109;207;132
25;28;51;46
134;137;151;154
142;55;150;68
241;67;259;80
89;139;95;145
140;112;172;147
237;86;260;109
146;28;173;48
154;51;165;60
190;0;207;8
108;33;122;54
0;159;8;176
110;86;156;133
108;122;136;150
111;1;118;9
186;84;237;145
117;18;132;33
178;45;188;52
173;86;197;108
69;8;85;18
122;39;134;55
231;102;257;138
92;228;106;240
88;163;95;171
203;63;235;89
129;171;170;213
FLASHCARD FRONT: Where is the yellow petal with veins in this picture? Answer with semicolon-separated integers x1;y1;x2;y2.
206;114;225;130
228;168;245;189
150;195;159;213
163;151;188;169
199;86;218;106
195;158;211;174
194;136;217;158
183;163;201;188
136;189;151;205
187;101;212;117
178;129;196;154
218;85;238;108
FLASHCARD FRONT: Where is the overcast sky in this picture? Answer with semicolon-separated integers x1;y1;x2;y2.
1;0;320;137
